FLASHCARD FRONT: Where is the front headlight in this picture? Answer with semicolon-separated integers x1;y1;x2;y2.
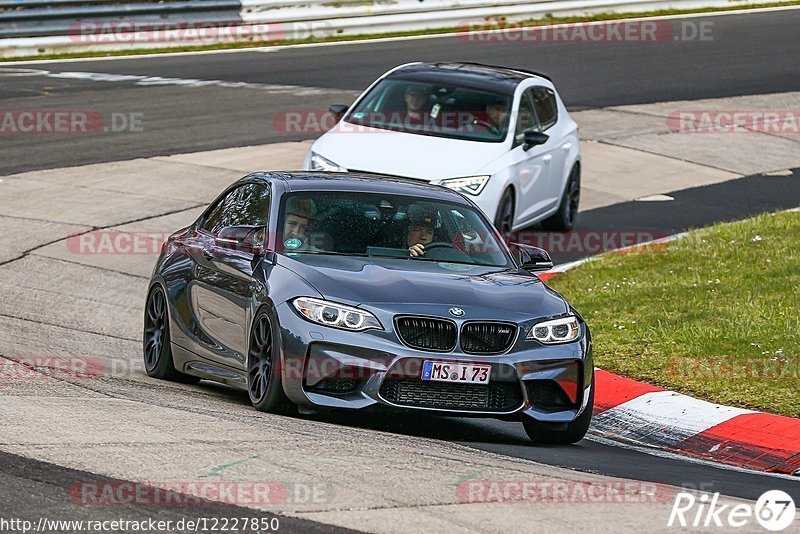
309;152;347;172
439;175;490;196
293;297;381;331
527;316;580;344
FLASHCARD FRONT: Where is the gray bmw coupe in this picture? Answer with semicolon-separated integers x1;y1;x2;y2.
144;172;594;444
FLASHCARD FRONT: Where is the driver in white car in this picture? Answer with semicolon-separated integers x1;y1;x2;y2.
406;203;437;257
403;86;430;124
473;97;509;135
486;99;509;132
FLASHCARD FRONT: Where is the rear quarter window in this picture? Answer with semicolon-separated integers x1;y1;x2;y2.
532;87;558;131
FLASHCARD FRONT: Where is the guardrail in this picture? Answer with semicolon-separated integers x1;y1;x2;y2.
0;0;242;38
0;0;782;58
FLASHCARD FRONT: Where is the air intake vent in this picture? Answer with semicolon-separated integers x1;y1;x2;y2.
380;380;522;411
460;322;517;354
396;317;457;351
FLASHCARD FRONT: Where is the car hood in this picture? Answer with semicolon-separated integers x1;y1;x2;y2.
278;254;568;320
312;125;508;180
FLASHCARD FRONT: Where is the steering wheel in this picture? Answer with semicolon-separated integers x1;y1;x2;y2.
418;241;474;264
422;241;456;252
471;119;499;135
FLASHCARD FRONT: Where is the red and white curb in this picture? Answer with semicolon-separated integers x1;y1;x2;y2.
536;210;799;475
592;370;800;475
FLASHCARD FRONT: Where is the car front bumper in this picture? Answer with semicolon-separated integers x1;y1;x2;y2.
275;302;593;424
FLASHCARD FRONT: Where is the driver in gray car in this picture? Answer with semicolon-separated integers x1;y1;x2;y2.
406;203;438;257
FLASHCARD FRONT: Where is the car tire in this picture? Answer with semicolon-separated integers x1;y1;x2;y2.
143;285;200;384
541;164;580;232
247;308;295;415
523;378;593;445
494;188;515;235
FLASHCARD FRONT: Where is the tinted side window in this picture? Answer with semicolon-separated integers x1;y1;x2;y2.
515;93;536;134
201;183;270;234
201;194;231;235
532;87;558;130
228;184;270;227
514;91;539;145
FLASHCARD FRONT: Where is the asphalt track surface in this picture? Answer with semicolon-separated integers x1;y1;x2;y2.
1;8;800;174
1;7;799;526
0;451;360;533
560;169;800;264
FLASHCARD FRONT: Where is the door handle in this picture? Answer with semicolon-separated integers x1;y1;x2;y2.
202;249;214;259
543;155;553;164
562;142;572;151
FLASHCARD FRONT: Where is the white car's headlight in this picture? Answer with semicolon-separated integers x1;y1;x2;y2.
309;152;347;173
293;297;381;331
439;175;490;196
527;316;580;344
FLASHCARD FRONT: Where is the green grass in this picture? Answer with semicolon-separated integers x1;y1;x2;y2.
547;211;800;417
3;1;800;62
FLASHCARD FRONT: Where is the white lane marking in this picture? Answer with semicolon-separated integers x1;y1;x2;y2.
0;67;348;95
41;70;342;95
592;390;755;447
3;5;800;65
0;67;51;76
764;169;793;176
636;194;674;201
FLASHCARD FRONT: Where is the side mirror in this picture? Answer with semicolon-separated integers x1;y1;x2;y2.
510;243;553;272
523;130;549;151
328;104;349;122
215;226;266;255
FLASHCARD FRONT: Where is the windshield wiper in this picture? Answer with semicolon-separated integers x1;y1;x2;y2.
410;256;504;268
285;250;505;268
284;250;371;257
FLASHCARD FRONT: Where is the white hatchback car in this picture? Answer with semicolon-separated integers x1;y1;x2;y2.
303;62;581;232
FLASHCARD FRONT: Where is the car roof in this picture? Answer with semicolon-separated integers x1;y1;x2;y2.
246;171;471;203
385;62;550;95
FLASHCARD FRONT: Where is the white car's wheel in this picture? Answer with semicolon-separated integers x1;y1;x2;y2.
542;164;580;231
494;189;515;235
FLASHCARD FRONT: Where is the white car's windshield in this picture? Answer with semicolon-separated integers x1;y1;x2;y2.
278;192;512;267
344;78;512;142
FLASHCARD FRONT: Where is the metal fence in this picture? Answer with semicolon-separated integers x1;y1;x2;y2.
0;0;778;57
0;0;242;39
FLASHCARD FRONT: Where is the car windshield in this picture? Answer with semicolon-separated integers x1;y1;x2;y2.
344;78;512;142
277;192;512;267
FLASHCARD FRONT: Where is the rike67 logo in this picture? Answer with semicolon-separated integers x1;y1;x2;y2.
668;490;796;531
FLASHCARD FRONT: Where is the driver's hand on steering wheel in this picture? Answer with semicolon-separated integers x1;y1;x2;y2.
409;243;426;257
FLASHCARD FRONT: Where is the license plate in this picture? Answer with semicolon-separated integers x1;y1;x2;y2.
421;361;491;384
